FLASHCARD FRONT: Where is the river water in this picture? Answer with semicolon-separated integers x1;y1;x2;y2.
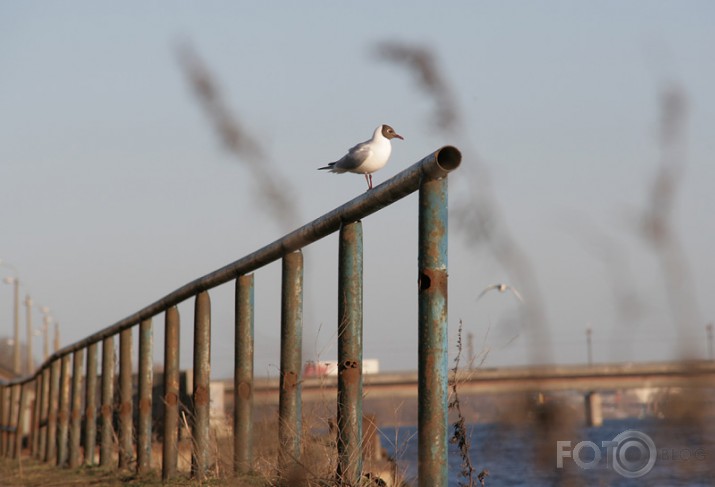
380;418;714;486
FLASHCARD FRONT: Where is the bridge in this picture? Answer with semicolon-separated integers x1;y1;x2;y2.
241;360;715;404
222;360;713;428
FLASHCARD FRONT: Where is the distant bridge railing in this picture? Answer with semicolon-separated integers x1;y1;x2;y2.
0;146;461;486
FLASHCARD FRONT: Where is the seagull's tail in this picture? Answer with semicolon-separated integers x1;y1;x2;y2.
318;162;335;171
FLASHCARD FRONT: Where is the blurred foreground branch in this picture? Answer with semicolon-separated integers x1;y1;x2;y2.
376;41;551;364
640;83;700;352
177;43;301;232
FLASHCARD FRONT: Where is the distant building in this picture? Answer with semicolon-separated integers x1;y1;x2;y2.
303;359;380;378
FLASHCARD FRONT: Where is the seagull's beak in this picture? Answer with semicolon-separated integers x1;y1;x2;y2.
394;133;404;140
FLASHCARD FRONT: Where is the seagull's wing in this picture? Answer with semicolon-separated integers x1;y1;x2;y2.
476;284;500;301
509;287;525;303
333;141;373;172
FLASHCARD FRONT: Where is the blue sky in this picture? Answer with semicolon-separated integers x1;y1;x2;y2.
1;2;714;378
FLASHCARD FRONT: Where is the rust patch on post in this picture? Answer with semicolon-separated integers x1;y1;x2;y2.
282;371;298;391
340;361;360;385
101;404;112;417
238;382;252;400
418;268;447;293
165;392;178;406
194;385;209;406
119;402;132;416
139;398;152;414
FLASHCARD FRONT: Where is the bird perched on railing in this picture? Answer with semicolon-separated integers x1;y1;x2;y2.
318;124;404;190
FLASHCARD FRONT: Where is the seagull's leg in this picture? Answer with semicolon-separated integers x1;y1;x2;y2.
368;174;373;189
365;174;372;190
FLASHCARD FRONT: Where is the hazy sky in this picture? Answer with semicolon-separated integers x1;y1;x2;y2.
1;2;714;379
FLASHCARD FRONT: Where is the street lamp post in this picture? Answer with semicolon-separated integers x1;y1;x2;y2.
54;321;60;353
39;307;51;362
586;327;593;366
3;276;21;374
25;295;34;374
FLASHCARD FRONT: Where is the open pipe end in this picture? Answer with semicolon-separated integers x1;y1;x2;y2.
422;145;462;181
435;145;461;172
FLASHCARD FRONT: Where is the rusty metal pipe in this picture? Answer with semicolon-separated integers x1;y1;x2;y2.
45;360;60;462
84;342;98;465
68;349;84;467
30;377;41;457
162;306;180;481
38;367;50;460
278;251;303;475
5;385;17;458
10;385;19;458
0;386;7;457
336;221;364;483
57;354;71;466
99;337;115;467
13;384;27;459
417;176;450;486
20;147;460;373
118;328;133;469
234;274;254;475
137;318;153;473
192;291;211;480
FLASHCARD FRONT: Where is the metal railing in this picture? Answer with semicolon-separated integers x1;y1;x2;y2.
0;146;461;486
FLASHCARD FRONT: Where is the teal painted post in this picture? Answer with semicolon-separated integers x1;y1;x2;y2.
417;175;449;487
336;221;364;484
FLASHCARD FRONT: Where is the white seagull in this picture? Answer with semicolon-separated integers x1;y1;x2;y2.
318;124;404;190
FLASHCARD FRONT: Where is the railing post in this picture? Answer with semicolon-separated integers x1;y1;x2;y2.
13;384;28;459
417;175;449;487
30;378;41;457
38;367;50;460
100;336;115;467
234;274;254;475
278;250;303;478
57;354;72;466
336;221;364;484
7;385;18;458
118;328;133;469
192;291;211;480
84;342;98;465
0;386;7;457
46;359;60;463
69;349;84;468
163;306;180;481
137;318;153;473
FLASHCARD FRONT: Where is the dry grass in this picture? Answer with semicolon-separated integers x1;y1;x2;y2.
0;456;190;487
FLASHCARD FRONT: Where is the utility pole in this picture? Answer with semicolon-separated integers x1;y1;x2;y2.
39;307;51;361
467;332;475;369
3;277;21;374
54;322;60;353
25;295;33;374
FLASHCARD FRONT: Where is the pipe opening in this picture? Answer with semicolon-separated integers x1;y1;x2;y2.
435;146;462;172
419;273;431;291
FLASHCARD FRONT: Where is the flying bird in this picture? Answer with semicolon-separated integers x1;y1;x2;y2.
318;124;404;190
476;283;525;303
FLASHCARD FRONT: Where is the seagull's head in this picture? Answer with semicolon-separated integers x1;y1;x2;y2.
381;124;404;141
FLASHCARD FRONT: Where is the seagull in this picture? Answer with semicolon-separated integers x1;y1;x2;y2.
476;283;525;303
318;124;404;190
